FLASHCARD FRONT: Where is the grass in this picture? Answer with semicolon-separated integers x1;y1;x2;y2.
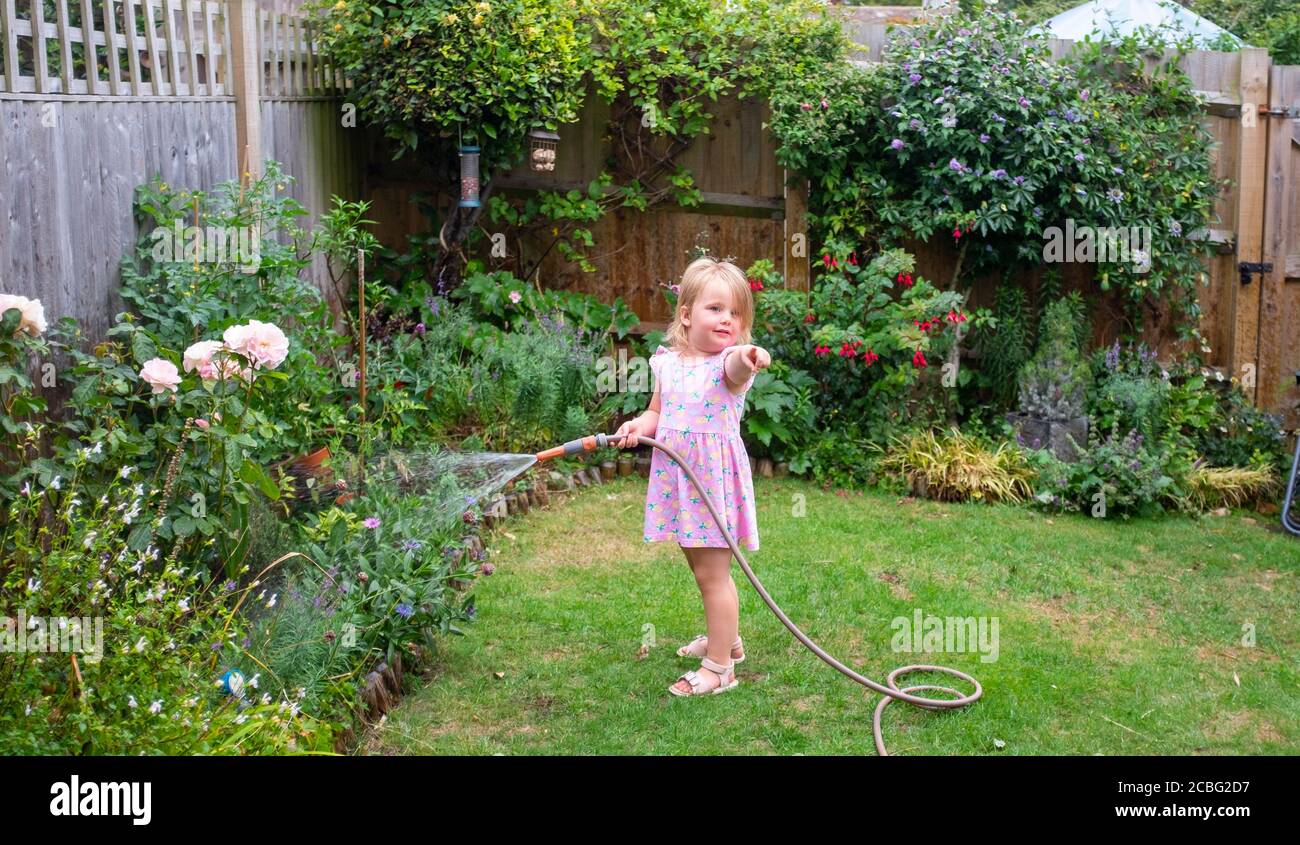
361;476;1300;755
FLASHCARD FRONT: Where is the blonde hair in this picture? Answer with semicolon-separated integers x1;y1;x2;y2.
664;256;754;351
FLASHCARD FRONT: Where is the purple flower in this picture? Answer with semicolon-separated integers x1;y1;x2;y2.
948;158;964;172
909;118;922;131
414;323;426;336
210;642;221;652
991;169;1007;179
890;139;905;150
1080;89;1090;101
1013;175;1025;185
1106;341;1120;371
223;580;237;592
1064;108;1080;123
991;113;1005;124
1074;152;1085;162
402;539;423;551
395;603;414;619
1018;96;1030;108
979;133;990;143
314;595;323;608
363;517;381;529
1112;166;1124;175
467;605;478;620
1170;220;1182;236
908;73;922;84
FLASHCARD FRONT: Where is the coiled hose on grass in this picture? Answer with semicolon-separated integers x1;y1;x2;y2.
624;433;984;755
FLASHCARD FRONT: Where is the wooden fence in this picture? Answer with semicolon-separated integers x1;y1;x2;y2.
0;0;362;343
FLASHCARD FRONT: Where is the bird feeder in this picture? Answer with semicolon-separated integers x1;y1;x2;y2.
528;129;559;172
458;144;481;208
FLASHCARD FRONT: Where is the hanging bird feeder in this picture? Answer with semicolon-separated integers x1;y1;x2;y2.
528;129;559;172
458;144;481;208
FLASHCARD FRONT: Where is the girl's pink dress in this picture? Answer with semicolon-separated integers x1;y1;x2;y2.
643;344;759;551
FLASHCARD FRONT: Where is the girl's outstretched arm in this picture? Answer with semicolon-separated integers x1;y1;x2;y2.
723;344;772;394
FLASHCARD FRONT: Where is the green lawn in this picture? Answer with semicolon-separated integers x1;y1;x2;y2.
362;476;1300;755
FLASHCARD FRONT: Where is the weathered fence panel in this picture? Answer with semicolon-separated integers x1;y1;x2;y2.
0;0;362;343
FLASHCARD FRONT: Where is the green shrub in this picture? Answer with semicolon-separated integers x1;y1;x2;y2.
1017;297;1091;420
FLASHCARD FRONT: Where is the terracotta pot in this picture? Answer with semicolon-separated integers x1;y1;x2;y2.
272;446;335;502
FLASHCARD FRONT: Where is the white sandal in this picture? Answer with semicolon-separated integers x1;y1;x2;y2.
669;656;739;697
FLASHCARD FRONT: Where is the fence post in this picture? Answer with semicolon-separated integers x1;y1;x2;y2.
1229;48;1270;404
784;170;809;293
228;0;263;181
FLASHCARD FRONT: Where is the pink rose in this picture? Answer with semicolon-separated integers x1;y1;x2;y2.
139;358;182;394
183;340;227;380
194;418;210;430
508;290;523;304
0;294;47;337
223;320;289;370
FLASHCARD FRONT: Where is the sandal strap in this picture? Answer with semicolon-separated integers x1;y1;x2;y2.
700;656;732;675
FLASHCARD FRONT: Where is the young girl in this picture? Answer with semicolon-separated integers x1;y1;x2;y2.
613;256;772;697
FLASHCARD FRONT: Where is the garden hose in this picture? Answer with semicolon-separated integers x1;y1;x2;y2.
536;432;983;755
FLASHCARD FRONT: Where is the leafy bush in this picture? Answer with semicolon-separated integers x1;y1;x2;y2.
1192;371;1289;472
1017;296;1091;419
769;3;1222;336
0;447;330;754
1030;423;1189;517
877;427;1036;503
979;282;1032;410
1183;463;1280;511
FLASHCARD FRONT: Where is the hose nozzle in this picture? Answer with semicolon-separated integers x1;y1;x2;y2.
535;433;612;463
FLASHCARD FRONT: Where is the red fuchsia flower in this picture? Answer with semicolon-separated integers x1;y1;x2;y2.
851;340;862;349
913;349;928;368
820;98;830;110
823;254;832;268
848;252;858;266
896;271;914;287
861;348;879;365
813;344;830;357
946;310;968;324
839;342;856;358
803;313;816;324
748;277;764;292
801;102;813;111
952;227;962;240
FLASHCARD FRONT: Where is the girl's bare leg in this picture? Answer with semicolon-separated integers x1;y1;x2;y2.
672;546;738;693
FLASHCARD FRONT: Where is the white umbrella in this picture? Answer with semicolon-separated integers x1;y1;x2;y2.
1031;0;1245;49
